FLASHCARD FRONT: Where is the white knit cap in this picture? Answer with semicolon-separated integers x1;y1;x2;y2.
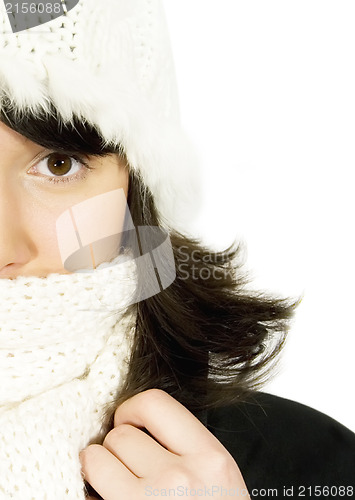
0;0;202;233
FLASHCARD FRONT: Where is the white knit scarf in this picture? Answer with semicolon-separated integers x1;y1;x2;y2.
0;253;137;499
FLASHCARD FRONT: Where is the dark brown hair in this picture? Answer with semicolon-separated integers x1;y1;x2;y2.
0;102;300;425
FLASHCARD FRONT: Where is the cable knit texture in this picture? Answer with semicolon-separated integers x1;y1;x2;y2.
0;0;202;233
0;254;137;499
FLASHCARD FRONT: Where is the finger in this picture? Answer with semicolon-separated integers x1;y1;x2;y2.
103;423;175;478
80;444;139;500
114;389;223;456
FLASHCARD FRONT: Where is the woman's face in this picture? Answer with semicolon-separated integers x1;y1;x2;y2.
0;121;129;279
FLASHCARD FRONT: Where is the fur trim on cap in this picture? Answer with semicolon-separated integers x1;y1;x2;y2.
0;0;202;232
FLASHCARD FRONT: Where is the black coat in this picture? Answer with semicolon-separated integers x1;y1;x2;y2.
86;392;355;499
203;392;355;499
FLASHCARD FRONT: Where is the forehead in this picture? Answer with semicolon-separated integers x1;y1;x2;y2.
0;121;33;149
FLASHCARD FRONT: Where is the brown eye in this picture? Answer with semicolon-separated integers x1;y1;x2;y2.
47;153;73;176
29;152;91;184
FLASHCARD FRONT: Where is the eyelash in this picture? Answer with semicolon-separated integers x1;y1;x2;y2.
32;153;94;185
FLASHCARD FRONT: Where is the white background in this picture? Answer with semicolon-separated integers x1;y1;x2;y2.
164;1;355;433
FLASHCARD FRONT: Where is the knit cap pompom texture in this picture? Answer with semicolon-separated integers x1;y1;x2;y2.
0;0;202;233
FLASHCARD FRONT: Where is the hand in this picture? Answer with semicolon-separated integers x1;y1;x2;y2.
79;389;250;499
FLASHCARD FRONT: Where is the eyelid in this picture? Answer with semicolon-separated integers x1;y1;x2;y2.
26;151;94;184
29;150;92;167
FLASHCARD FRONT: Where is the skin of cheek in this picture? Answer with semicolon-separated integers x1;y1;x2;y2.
20;155;129;276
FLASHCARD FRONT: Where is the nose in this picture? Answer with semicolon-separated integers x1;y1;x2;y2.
0;183;33;278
